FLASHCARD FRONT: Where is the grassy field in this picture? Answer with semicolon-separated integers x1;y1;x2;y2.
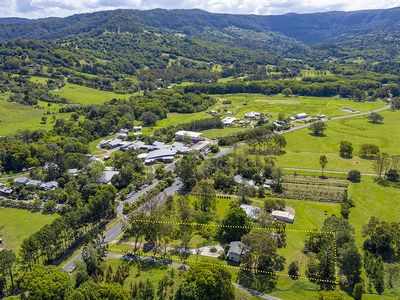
275;110;399;173
348;177;400;246
0;99;70;136
51;83;133;105
213;94;384;120
0;207;58;251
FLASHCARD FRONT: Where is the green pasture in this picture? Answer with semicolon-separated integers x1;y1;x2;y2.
50;83;133;105
213;94;384;120
0;99;69;136
275;110;399;173
0;207;58;251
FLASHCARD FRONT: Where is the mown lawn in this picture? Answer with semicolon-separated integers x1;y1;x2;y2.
275;110;400;173
0;207;58;251
50;83;133;105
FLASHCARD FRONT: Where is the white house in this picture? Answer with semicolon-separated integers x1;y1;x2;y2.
244;111;261;118
222;117;239;126
293;113;308;119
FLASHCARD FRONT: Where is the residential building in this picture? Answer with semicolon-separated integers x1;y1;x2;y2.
227;241;246;263
244;111;261;118
240;204;261;220
27;180;43;187
41;181;59;191
99;170;119;184
222;117;239;126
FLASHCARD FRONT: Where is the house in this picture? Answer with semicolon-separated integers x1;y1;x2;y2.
271;210;294;223
240;204;261;220
227;241;247;263
0;186;13;195
133;126;142;131
234;175;255;187
175;130;204;142
99;170;119;184
293;113;308;119
244;111;261;118
263;179;278;189
27;180;43;188
14;177;30;185
222;117;239;126
41;181;59;191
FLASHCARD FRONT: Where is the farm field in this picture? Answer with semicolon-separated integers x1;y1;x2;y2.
0;207;58;251
0;99;69;135
50;83;133;105
213;94;385;120
275;110;399;173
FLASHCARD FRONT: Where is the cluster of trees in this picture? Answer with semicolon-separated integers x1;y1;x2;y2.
183;76;398;101
305;216;363;297
0;73;66;106
218;125;274;146
20;185;117;265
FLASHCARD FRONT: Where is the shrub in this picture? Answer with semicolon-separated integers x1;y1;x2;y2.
347;170;361;183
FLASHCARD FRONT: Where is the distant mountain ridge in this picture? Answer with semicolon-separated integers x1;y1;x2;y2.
0;7;400;44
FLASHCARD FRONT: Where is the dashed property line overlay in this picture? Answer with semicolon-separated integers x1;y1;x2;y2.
113;219;339;284
124;219;336;235
109;247;339;284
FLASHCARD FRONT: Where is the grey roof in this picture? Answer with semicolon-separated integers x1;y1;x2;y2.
228;241;245;255
153;141;165;147
41;181;59;190
14;177;29;184
147;149;177;160
27;180;43;186
99;171;119;184
0;187;13;194
240;204;261;219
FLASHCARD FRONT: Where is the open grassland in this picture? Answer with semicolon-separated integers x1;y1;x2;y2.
348;177;400;246
275;110;400;173
50;83;133;105
0;207;58;251
0;99;69;136
213;94;384;120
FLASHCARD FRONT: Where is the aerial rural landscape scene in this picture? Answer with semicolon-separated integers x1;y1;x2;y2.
0;1;399;299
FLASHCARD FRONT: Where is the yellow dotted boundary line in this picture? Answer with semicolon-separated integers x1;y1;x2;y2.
109;247;339;284
112;219;339;284
125;219;336;235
